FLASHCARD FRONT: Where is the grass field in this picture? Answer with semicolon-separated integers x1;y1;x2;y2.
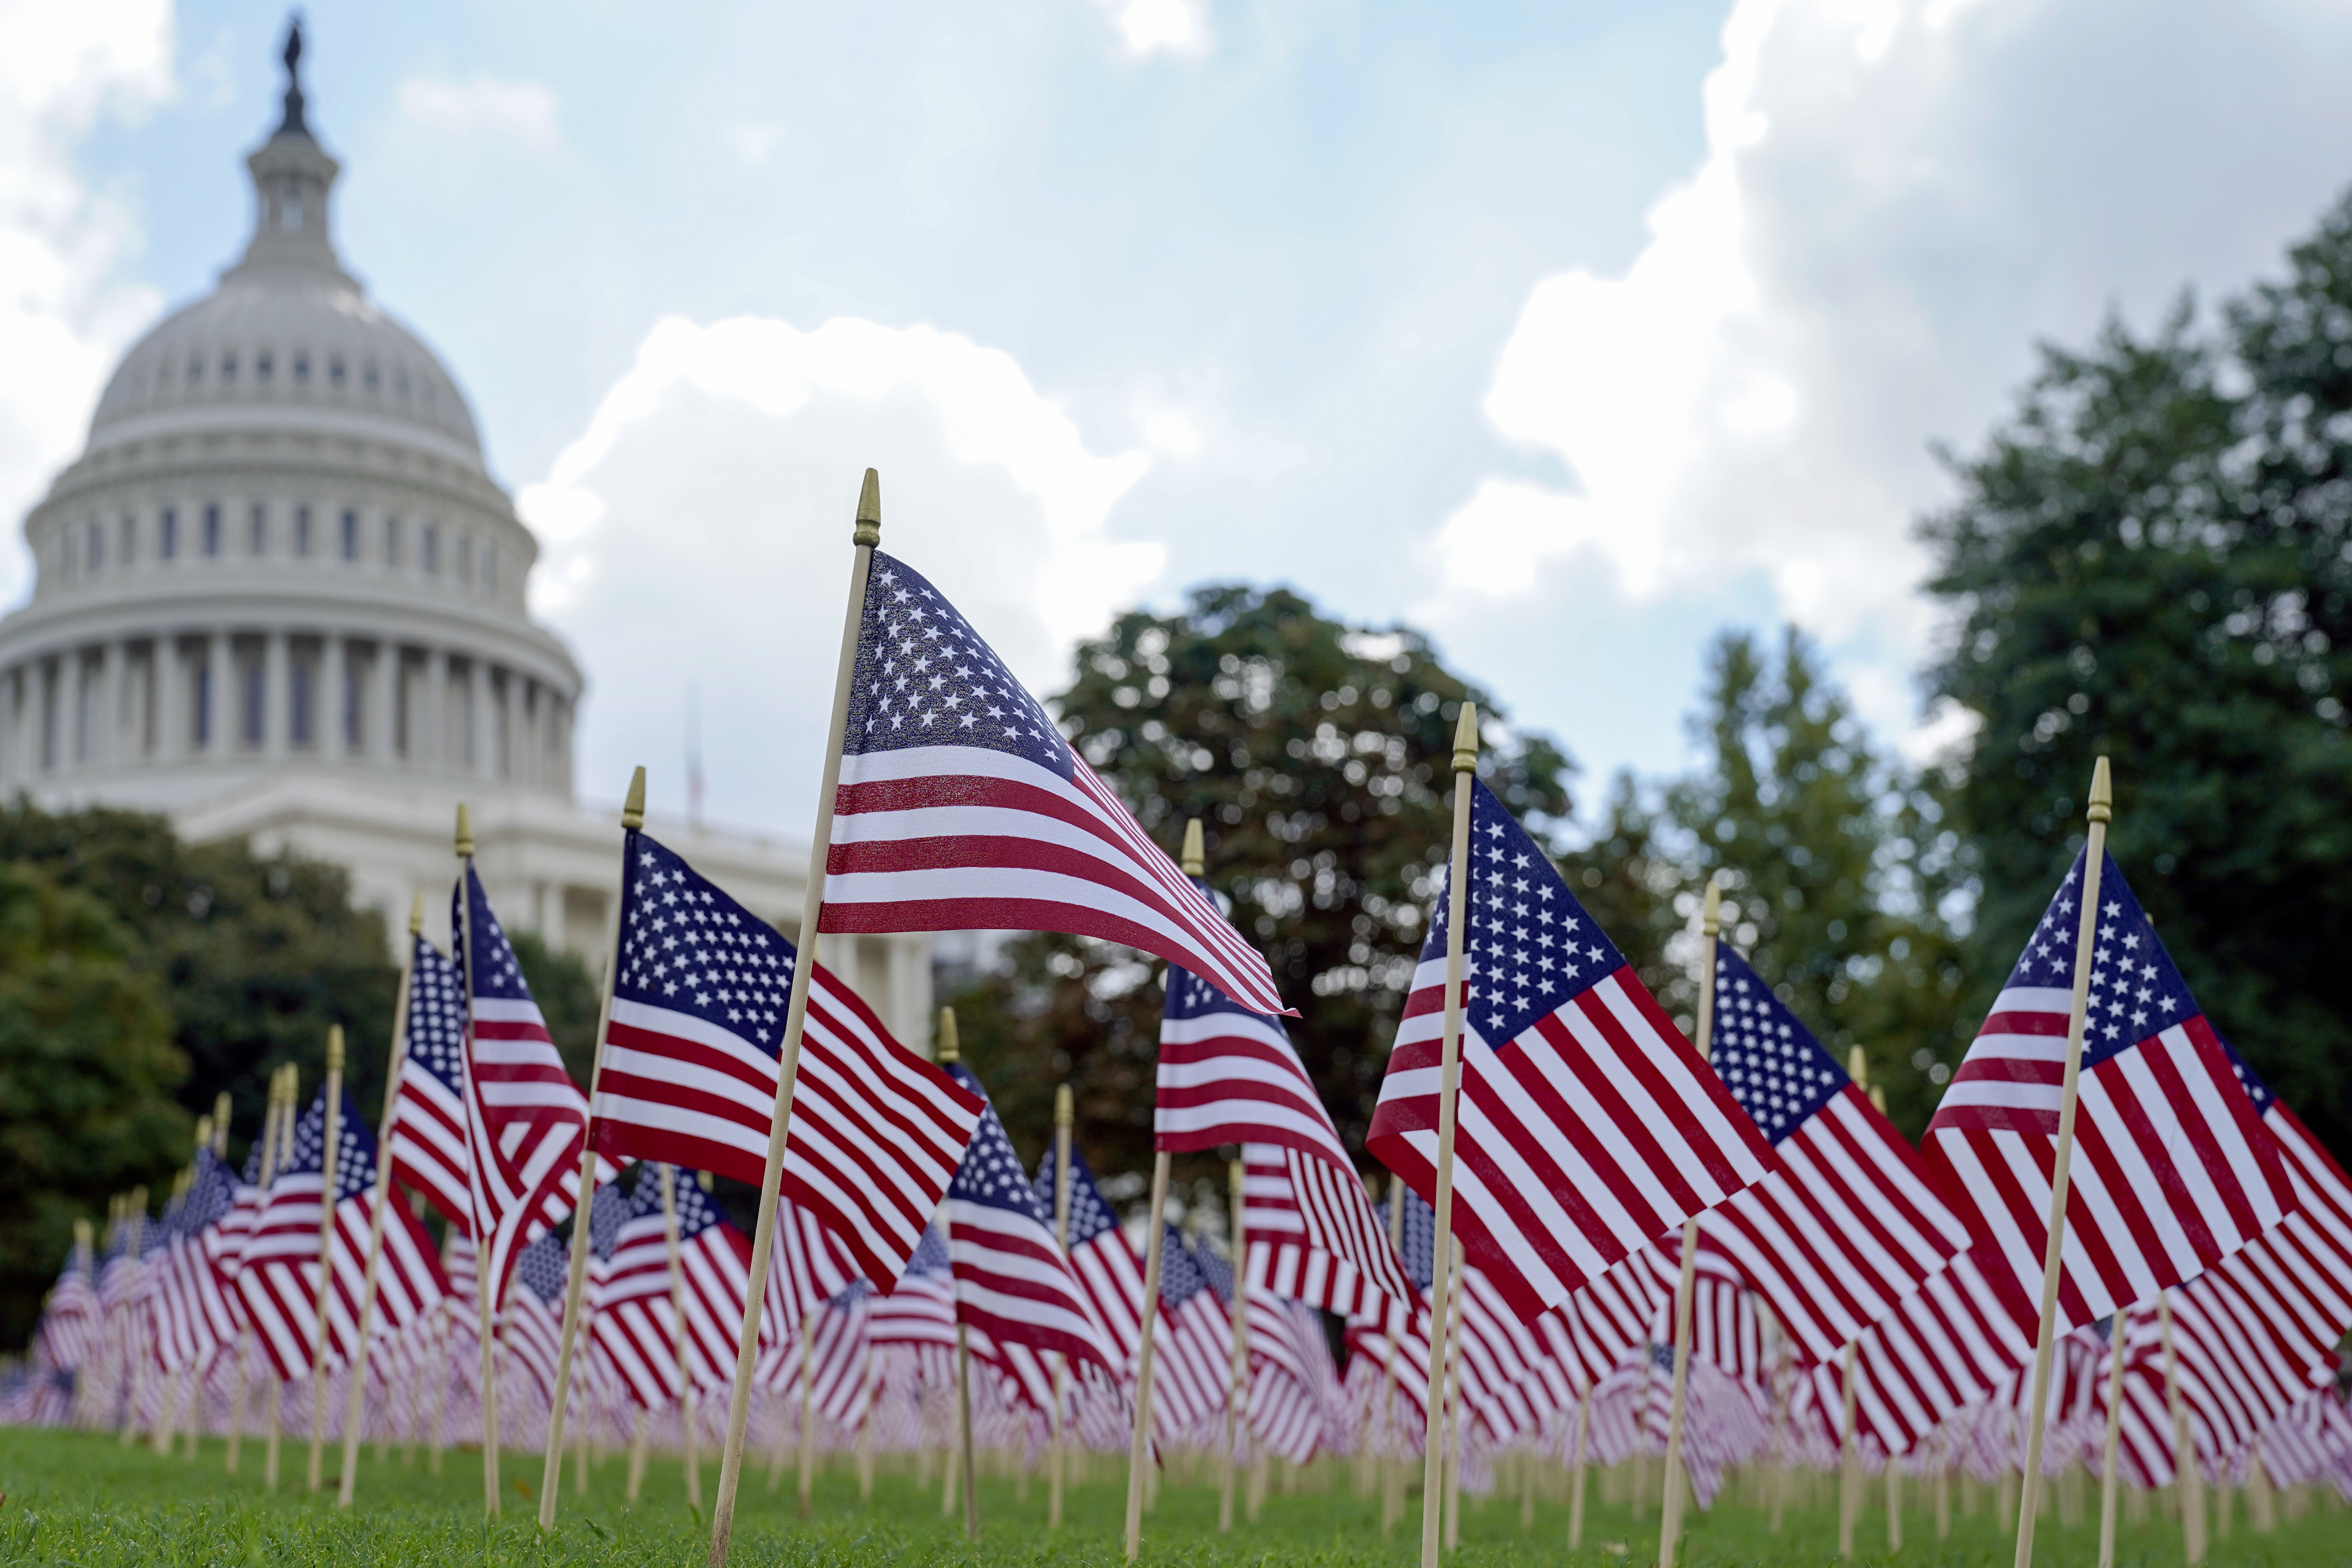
0;1429;2337;1567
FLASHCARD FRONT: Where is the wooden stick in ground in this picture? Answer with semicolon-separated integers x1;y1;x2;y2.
1381;1175;1407;1539
796;1306;816;1515
538;767;643;1530
1837;1337;1861;1557
2097;1306;2129;1568
2012;755;2113;1568
657;1162;702;1510
1049;1084;1073;1530
1657;877;1721;1568
264;1070;293;1490
2162;1294;2207;1564
706;470;880;1568
338;893;424;1506
1220;1153;1246;1533
1122;1148;1173;1559
1566;1394;1591;1550
1417;701;1481;1568
1887;1461;1903;1550
305;1027;346;1492
955;1318;980;1542
456;806;503;1518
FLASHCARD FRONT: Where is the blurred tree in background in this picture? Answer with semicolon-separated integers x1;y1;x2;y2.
0;801;396;1169
1923;188;2352;1157
512;928;601;1090
0;861;190;1343
951;584;1573;1187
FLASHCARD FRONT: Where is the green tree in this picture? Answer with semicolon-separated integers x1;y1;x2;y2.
1922;186;2352;1156
951;585;1573;1184
0;801;398;1162
0;862;190;1343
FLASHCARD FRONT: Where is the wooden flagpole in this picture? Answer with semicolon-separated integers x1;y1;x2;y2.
1566;1392;1591;1550
338;892;424;1506
1121;821;1205;1559
304;1025;346;1492
660;1162;702;1510
153;1136;204;1456
538;766;643;1529
238;1068;288;1478
1220;1154;1247;1532
1381;1175;1407;1539
706;469;881;1568
1049;1083;1073;1530
457;805;503;1518
190;1096;229;1461
1658;880;1717;1568
2012;755;2113;1568
956;1317;981;1542
1837;1342;1860;1555
1417;702;1481;1568
1442;1236;1463;1550
2096;1306;2128;1568
2161;1294;2207;1564
795;1311;817;1514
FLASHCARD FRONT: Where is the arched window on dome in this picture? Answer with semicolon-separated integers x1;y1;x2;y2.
422;523;438;576
160;508;178;561
220;352;237;384
484;544;497;596
119;514;136;566
202;505;221;557
330;355;345;388
363;362;379;394
384;515;402;567
186;354;202;387
341;508;358;562
293;352;310;385
86;520;104;575
256;351;273;385
243;658;264;749
457;533;472;586
294;505;311;558
290;660;313;749
248;504;267;557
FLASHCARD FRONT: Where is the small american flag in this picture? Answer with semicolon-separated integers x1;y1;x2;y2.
387;935;474;1233
233;1090;449;1382
1367;777;1776;1320
759;1190;865;1351
1031;1142;1146;1369
1925;849;2294;1330
589;830;981;1291
1151;1226;1231;1440
819;551;1286;1017
500;1228;572;1400
1700;945;1973;1361
941;1063;1115;1375
1159;960;1415;1321
34;1251;98;1379
592;1168;752;1407
456;867;595;1312
150;1148;240;1375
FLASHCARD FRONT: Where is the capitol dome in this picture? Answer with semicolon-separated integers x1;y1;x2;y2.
0;26;581;821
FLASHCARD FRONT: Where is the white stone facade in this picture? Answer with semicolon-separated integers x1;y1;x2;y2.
0;45;933;1046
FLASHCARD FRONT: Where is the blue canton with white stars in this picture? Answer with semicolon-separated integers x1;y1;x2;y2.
942;1063;1055;1226
1708;945;1850;1145
1031;1143;1118;1248
586;1182;629;1261
615;833;795;1052
841;551;1073;776
279;1090;379;1204
174;1148;239;1237
1398;1185;1436;1291
455;865;535;1004
2006;850;2200;1069
404;935;468;1093
626;1165;722;1242
1158;1224;1213;1310
1191;1231;1234;1308
1423;778;1627;1047
512;1228;570;1306
902;1224;951;1278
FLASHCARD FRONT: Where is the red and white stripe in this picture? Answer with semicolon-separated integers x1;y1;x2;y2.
233;1178;449;1383
1240;1142;1414;1322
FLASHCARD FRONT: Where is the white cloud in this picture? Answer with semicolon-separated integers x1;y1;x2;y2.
1423;0;2352;758
518;314;1161;830
1088;0;1213;60
0;0;172;609
394;76;562;154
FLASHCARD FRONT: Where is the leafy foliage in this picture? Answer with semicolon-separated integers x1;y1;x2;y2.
0;800;396;1173
951;584;1572;1183
0;862;189;1343
1922;188;2352;1155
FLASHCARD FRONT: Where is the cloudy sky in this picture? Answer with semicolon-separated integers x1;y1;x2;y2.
6;0;2352;836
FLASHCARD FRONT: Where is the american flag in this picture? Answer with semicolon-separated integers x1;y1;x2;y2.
819;551;1286;1017
941;1063;1115;1375
501;1228;572;1400
1700;945;1973;1361
760;1190;865;1352
34;1249;98;1381
1837;1239;2038;1459
456;867;596;1311
869;1224;957;1383
1152;1225;1234;1440
386;935;475;1232
1924;849;2294;1330
232;1090;450;1382
592;1168;751;1407
767;1285;874;1427
149;1148;241;1374
1158;959;1414;1320
1366;777;1776;1320
589;830;982;1290
1030;1141;1147;1369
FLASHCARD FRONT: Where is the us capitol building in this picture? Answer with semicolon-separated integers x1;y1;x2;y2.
0;31;933;1045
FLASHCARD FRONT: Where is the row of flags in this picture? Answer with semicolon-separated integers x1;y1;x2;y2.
10;515;2352;1553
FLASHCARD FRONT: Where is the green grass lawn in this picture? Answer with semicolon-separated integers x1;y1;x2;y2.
0;1428;2337;1567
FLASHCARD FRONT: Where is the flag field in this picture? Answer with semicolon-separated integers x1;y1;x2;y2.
0;1425;2340;1567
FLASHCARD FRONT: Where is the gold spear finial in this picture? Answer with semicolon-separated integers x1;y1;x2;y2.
454;804;475;859
408;891;424;935
1453;701;1480;773
1847;1046;1869;1090
623;765;647;831
1180;819;1205;878
854;468;882;548
326;1023;344;1074
937;1006;959;1063
212;1091;232;1156
1054;1084;1073;1127
1702;879;1722;938
2088;755;2112;826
